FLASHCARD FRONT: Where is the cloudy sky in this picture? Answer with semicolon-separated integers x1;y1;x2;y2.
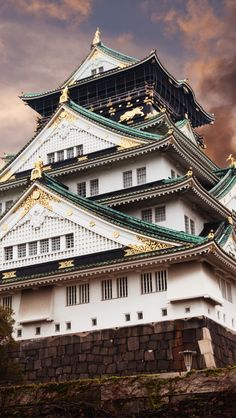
0;0;235;167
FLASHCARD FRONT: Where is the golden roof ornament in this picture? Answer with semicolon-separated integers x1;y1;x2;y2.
30;157;44;181
59;86;69;104
228;216;234;225
207;229;215;240
226;154;236;168
92;27;101;46
186;167;193;177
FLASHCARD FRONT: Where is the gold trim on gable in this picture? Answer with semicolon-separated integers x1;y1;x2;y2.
52;110;76;128
58;260;74;269
0;170;14;183
16;188;61;218
125;236;173;256
2;271;16;279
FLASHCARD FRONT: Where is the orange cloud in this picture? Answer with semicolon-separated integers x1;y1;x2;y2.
9;0;93;22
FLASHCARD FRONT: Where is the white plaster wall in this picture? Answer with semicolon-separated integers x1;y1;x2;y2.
8;262;236;339
126;199;207;234
64;155;178;196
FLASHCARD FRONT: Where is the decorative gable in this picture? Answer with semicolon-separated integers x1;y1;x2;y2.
222;233;236;259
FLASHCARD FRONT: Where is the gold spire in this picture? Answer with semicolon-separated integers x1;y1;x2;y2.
92;27;101;46
59;86;69;104
226;154;236;168
30;157;44;181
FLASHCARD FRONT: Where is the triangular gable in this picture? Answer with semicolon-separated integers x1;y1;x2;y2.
0;181;178;270
222;228;236;259
62;44;136;86
0;104;146;181
176;119;198;145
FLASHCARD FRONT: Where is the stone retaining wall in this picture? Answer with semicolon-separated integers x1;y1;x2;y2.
9;317;236;383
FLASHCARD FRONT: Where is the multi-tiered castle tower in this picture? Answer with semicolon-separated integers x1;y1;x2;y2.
0;30;235;380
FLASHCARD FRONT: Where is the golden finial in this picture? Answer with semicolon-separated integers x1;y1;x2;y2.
228;216;233;225
208;229;215;240
59;86;69;104
92;27;101;46
186;167;193;177
30;157;44;181
226;154;236;168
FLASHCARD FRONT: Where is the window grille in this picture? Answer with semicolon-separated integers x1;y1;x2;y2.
141;209;153;223
18;244;26;258
4;246;13;260
29;241;38;256
35;327;41;335
66;322;71;330
91;69;97;76
219;278;232;302
155;206;166;222
137;167;146;185
123;170;132;188
137;311;143;320
76;145;83;156
40;239;49;254
57;150;64;161
66;147;74;159
90;179;99;196
1;296;12;310
117;277;128;298
101;279;112;300
55;324;60;332
162;308;167;317
171;169;176;179
184;215;190;233
77;182;86;197
5;200;13;211
141;272;153;294
125;313;131;321
47;152;55;164
190;219;195;235
79;283;90;304
0;203;2;214
17;329;22;338
65;233;74;249
155;270;167;292
98;66;104;73
66;286;77;306
91;318;97;326
51;236;60;251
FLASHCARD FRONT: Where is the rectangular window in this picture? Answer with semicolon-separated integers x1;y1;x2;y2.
40;239;49;254
18;243;26;258
219;278;232;302
155;206;166;222
137;167;146;185
66;322;71;330
35;326;41;335
141;209;153;223
190;219;195;235
66;285;77;306
17;329;22;338
184;215;190;234
91;69;97;76
101;279;112;300
51;236;60;252
4;246;13;261
155;270;167;292
65;233;74;249
57;150;64;161
29;241;38;256
171;169;176;179
2;296;12;310
98;66;104;73
79;283;90;304
0;203;3;214
77;182;86;197
141;272;153;294
117;277;128;298
123;171;132;188
137;311;143;320
92;318;97;326
55;324;60;332
162;308;167;317
125;313;130;322
66;147;74;159
5;200;13;211
90;179;99;196
47;152;55;164
76;145;83;156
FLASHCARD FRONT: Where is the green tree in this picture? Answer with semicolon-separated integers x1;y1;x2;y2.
0;306;22;384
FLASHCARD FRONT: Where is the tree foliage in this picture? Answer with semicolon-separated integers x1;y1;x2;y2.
0;306;22;384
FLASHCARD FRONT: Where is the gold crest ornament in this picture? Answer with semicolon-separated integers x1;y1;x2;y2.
226;154;236;168
59;86;70;104
92;27;101;46
30;157;44;181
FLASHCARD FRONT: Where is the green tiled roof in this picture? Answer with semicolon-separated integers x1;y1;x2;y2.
41;173;206;245
210;168;236;198
98;42;138;63
214;221;234;247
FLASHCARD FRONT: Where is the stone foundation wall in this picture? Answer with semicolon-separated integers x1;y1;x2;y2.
9;317;236;383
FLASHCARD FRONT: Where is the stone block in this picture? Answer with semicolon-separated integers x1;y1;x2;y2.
105;363;117;374
135;350;144;361
127;337;139;351
144;350;155;361
88;364;98;375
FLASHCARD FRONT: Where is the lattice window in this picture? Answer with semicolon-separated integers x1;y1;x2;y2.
0;203;2;214
155;270;167;291
190;219;195;235
47;153;55;164
101;279;112;300
1;296;12;310
155;206;166;222
57;150;64;161
99;66;104;73
141;272;153;294
117;277;128;298
123;170;132;188
91;69;97;76
77;182;86;197
79;283;90;304
171;169;176;179
51;236;60;252
141;209;152;223
4;246;13;260
18;243;26;258
219;278;232;302
76;145;83;156
65;233;74;249
29;241;38;256
90;179;99;196
66;286;77;306
137;167;146;185
66;147;74;159
40;239;49;254
5;200;13;211
184;215;190;233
